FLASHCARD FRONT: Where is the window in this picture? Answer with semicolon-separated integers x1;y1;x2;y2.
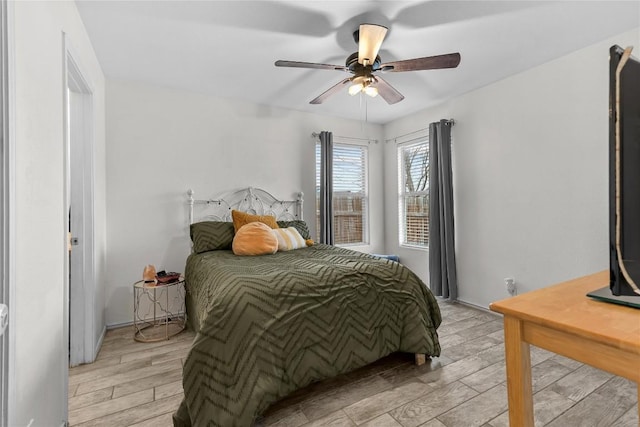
316;143;369;245
398;139;429;248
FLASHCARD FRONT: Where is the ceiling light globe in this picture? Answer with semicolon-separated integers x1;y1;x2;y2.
348;83;364;96
364;86;378;97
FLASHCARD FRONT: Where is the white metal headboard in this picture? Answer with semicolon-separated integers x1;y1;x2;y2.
187;187;304;224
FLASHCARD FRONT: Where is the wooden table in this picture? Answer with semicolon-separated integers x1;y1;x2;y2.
490;271;640;426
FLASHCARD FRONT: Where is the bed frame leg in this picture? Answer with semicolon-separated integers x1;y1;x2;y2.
415;354;427;366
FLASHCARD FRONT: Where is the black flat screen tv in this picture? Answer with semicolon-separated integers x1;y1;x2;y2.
609;44;640;297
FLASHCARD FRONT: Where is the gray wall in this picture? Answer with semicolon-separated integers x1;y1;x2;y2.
105;79;384;326
383;28;640;308
12;1;107;425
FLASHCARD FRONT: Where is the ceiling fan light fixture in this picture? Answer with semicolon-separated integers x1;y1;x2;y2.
349;75;367;96
348;83;364;96
364;85;378;97
358;24;388;65
348;75;378;97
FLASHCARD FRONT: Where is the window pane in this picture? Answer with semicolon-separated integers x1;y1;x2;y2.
398;139;429;248
334;194;366;244
402;144;429;193
333;145;365;193
333;144;367;245
403;194;429;246
316;142;368;245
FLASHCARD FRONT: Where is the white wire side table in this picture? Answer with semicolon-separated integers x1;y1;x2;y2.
133;278;187;342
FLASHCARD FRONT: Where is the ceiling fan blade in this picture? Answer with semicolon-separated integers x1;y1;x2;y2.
372;76;404;105
358;24;388;66
275;60;348;72
381;53;461;72
310;78;352;104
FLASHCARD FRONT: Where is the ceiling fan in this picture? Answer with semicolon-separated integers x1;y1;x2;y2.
275;23;461;105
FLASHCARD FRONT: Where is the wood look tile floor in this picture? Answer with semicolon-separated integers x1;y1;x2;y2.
68;301;639;426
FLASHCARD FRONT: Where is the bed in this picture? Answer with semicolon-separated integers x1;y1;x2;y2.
173;187;442;427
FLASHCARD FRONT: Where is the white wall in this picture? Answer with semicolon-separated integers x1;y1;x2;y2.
384;28;640;308
12;0;106;424
105;80;384;326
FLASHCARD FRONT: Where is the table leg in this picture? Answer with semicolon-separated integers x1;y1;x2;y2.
503;316;534;427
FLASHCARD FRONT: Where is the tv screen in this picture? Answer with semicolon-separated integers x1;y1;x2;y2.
609;45;640;297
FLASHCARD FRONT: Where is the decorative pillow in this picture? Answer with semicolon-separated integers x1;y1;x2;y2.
232;210;279;233
273;227;307;251
232;222;278;256
190;221;235;253
276;220;311;240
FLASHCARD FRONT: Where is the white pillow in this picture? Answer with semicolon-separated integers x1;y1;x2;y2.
272;227;306;251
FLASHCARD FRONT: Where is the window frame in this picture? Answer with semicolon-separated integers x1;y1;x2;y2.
316;141;370;246
398;138;429;250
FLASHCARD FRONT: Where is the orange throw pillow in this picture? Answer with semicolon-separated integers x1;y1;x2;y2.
232;222;278;256
231;210;279;233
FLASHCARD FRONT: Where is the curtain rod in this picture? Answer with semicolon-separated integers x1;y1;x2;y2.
311;132;378;144
385;127;428;144
384;119;455;144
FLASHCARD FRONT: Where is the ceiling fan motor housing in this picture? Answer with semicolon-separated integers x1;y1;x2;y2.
346;52;381;74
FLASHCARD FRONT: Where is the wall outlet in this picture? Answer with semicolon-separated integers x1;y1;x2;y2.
505;277;516;296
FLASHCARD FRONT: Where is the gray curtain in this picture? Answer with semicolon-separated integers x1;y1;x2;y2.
428;120;458;300
319;131;334;245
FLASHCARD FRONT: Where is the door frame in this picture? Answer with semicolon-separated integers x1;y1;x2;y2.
0;0;15;425
63;33;97;370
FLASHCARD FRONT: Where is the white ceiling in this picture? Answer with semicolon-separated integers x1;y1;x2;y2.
75;1;640;124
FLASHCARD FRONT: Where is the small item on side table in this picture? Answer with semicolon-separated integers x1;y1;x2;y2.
143;265;157;283
156;270;182;284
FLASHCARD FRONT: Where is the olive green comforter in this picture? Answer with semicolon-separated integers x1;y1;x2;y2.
173;244;441;427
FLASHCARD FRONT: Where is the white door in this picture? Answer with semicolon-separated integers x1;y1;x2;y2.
0;0;13;424
65;43;96;368
68;89;85;365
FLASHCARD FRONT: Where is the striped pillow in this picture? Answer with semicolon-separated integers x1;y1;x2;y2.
276;220;311;240
273;227;306;251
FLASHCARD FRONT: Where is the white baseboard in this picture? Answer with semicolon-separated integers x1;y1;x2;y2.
94;325;106;358
456;299;501;317
107;311;187;331
438;296;500;316
106;320;134;330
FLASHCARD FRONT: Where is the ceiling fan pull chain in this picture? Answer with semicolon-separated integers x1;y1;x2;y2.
359;92;367;125
365;95;368;123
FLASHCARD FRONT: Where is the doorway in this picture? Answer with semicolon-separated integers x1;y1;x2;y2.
64;37;97;368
